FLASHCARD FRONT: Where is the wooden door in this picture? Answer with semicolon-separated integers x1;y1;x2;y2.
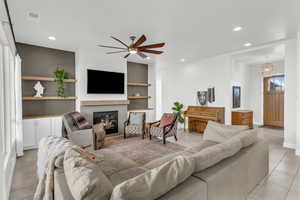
263;75;284;127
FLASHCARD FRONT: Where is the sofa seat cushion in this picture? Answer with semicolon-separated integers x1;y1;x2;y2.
185;140;218;153
143;151;194;170
64;148;113;200
108;167;146;186
190;137;242;172
95;149;138;177
203;121;249;143
110;155;195;200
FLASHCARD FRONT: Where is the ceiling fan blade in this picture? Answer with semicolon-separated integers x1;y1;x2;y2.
106;50;128;54
138;43;165;49
111;36;129;48
140;49;163;54
124;53;130;58
133;35;146;48
98;45;127;50
138;52;148;59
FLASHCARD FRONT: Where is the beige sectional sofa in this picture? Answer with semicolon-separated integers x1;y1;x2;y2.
53;123;269;200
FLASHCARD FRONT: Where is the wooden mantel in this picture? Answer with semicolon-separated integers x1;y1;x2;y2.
80;100;130;106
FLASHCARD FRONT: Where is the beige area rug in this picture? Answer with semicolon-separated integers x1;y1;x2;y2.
101;135;185;166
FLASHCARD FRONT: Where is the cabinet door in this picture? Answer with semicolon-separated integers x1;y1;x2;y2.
51;117;62;137
36;118;51;144
23;119;37;149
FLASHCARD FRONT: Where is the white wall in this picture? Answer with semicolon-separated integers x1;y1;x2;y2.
75;46;127;111
296;33;300;154
159;55;232;124
284;39;298;149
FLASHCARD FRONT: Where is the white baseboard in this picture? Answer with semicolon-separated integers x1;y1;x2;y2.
283;142;296;149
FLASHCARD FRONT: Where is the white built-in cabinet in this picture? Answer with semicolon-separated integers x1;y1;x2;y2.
23;116;62;150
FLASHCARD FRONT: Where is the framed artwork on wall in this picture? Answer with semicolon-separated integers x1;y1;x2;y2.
232;86;241;108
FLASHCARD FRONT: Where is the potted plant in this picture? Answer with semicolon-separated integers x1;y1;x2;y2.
172;101;185;124
53;68;68;97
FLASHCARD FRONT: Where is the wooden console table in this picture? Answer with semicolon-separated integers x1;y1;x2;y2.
232;110;253;129
184;106;225;133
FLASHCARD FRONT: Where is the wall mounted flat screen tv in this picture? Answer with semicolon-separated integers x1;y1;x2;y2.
87;69;124;94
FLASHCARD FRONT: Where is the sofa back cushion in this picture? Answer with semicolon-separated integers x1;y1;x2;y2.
64;148;113;200
203;121;249;143
129;112;144;125
234;128;258;148
159;113;177;127
191;137;242;172
110;155;195;200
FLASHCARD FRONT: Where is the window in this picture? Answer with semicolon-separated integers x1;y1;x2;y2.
267;76;285;92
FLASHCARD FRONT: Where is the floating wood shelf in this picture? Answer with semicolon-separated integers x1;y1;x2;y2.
81;100;130;106
22;96;77;101
128;108;154;111
23;114;63;120
128;96;151;99
22;76;77;83
128;82;151;87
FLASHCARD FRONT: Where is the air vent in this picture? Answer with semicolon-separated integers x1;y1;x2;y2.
27;12;40;22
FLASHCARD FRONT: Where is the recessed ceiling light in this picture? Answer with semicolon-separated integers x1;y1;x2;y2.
146;56;150;60
244;42;252;47
233;26;243;32
48;36;56;41
180;58;185;62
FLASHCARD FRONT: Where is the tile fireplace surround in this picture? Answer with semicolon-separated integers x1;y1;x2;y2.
80;100;129;134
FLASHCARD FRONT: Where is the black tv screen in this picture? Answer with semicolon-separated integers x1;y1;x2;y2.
87;69;124;94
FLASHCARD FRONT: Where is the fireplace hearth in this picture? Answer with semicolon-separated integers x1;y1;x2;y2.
93;111;118;134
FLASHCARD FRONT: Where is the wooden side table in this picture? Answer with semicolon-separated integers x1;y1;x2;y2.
232;110;253;129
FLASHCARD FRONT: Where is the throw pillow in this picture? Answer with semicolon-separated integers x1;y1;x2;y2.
203;121;249;143
110;155;195;200
159;113;176;128
70;112;92;130
129;113;143;125
64;148;112;200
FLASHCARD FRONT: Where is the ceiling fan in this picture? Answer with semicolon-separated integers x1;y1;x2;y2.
98;35;165;59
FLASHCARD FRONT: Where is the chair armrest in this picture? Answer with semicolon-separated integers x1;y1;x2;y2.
71;129;93;135
149;120;161;127
124;120;129;126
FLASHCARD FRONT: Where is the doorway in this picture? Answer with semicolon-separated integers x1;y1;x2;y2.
263;75;284;127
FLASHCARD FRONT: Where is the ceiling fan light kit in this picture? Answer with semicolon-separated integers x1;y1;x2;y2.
98;34;165;59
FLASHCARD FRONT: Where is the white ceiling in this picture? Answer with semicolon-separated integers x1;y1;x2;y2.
8;0;300;62
232;44;285;65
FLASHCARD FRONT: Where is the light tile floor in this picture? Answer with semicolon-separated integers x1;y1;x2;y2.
9;127;300;200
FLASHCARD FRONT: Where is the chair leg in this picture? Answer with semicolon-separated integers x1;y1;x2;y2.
149;134;152;140
163;136;166;144
174;134;178;141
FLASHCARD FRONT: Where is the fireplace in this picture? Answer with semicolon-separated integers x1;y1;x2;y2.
93;111;118;134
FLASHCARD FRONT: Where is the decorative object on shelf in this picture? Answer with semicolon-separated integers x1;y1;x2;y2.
208;87;215;103
98;35;165;59
134;93;141;96
53;68;68;97
197;91;208;106
232;86;241;108
172;102;185;124
33;81;45;97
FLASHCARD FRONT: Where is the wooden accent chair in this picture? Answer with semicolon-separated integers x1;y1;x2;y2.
124;112;146;139
149;113;178;144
